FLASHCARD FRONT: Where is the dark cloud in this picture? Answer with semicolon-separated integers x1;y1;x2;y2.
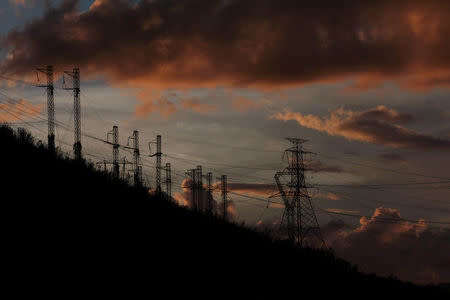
2;0;450;90
379;152;408;164
308;161;346;173
324;207;450;284
272;105;450;150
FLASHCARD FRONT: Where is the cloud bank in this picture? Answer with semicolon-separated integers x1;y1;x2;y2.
323;207;450;284
2;0;450;91
271;105;450;150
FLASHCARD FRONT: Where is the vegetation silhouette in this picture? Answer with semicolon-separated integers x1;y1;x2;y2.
1;125;448;297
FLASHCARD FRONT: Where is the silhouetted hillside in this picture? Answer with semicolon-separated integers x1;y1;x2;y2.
1;125;448;297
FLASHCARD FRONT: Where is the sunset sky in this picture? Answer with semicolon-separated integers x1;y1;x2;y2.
1;0;449;284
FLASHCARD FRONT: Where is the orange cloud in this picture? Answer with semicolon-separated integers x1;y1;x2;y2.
271;106;450;150
316;192;340;201
223;183;276;198
180;98;218;115
268;202;284;209
135;90;176;118
231;97;269;113
325;208;359;214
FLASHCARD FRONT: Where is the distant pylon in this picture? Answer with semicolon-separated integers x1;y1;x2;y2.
149;135;162;196
121;156;133;181
196;165;203;211
274;138;326;248
63;68;81;160
206;172;214;215
218;175;228;221
128;130;141;187
107;126;120;178
35;65;55;152
186;168;197;210
165;162;172;201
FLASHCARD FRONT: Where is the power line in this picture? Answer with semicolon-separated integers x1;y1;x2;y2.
316;181;450;188
316;152;450;180
3;96;449;193
229;191;282;205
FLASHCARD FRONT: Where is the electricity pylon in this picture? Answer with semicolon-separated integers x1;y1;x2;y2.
185;168;198;210
165;162;171;201
273;138;326;248
121;156;134;181
205;172;214;215
128;130;141;187
35;65;55;152
185;167;203;211
63;68;81;160
149;135;162;196
196;165;203;211
217;175;228;221
106;126;120;178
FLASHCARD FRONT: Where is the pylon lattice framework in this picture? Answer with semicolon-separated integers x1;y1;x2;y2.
218;175;228;221
36;65;55;152
149;135;162;195
206;172;214;215
106;125;120;178
128;130;141;187
165;162;171;201
274;138;326;248
63;68;81;160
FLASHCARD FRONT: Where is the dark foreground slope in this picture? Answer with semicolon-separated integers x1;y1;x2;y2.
1;125;448;297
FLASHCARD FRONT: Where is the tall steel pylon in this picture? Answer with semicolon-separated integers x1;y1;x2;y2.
128;130;141;187
36;65;55;152
107;126;120;178
274;138;326;248
206;172;214;215
165;162;171;201
196;165;203;211
218;175;228;221
121;156;133;181
185;167;203;211
63;68;81;160
149;135;162;195
185;168;198;210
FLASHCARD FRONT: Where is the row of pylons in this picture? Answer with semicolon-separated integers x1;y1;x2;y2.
35;66;324;246
36;65;81;160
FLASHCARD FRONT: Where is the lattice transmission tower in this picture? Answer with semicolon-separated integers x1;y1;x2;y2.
63;68;81;160
185;168;198;210
165;162;172;201
196;166;203;211
205;172;214;215
128;130;141;187
106;125;120;178
185;166;205;211
274;138;326;248
149;135;162;196
218;175;228;221
35;65;55;152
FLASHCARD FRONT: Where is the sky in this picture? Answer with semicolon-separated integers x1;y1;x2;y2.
0;0;449;284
